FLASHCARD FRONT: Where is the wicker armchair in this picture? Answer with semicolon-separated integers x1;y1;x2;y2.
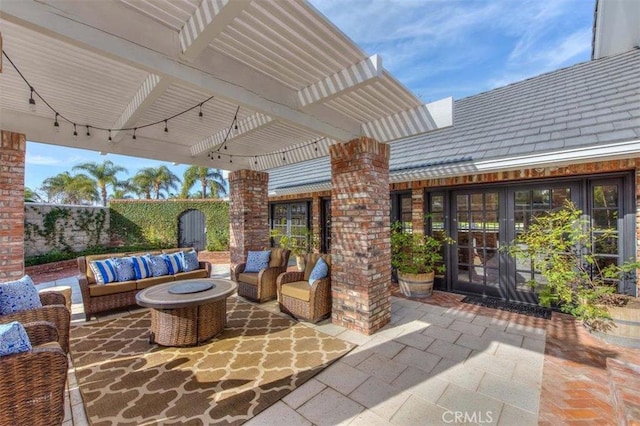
0;321;69;426
231;248;291;303
277;253;331;323
0;291;70;353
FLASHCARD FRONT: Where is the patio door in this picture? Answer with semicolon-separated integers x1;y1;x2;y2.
451;191;504;299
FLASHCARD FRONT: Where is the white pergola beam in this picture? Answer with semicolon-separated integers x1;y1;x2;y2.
0;1;357;143
178;0;250;62
191;113;274;156
111;74;173;142
363;97;454;142
298;55;383;108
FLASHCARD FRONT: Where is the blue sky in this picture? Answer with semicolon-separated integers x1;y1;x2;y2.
25;0;595;194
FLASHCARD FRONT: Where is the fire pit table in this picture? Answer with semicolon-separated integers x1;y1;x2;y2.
135;278;237;347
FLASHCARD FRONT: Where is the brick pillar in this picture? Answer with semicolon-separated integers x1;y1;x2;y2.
0;131;26;280
330;137;391;334
412;187;425;235
228;169;269;266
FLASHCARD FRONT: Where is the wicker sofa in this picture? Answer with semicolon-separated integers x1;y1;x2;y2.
77;248;211;321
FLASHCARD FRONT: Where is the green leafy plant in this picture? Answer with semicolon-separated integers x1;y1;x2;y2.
270;228;318;257
504;200;637;329
390;221;450;275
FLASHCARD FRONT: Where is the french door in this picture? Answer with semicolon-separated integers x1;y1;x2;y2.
444;175;631;303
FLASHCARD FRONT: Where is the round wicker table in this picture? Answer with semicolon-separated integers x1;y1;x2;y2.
135;278;237;347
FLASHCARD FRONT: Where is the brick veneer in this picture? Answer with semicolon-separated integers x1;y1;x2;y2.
228;169;269;266
330;137;391;334
0;131;25;280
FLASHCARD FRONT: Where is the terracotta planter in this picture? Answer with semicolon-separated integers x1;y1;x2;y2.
398;271;435;298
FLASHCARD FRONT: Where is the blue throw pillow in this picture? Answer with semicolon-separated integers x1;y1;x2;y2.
181;250;199;272
89;259;118;284
148;255;169;277
164;253;183;275
132;256;152;279
308;258;329;285
0;321;32;356
113;257;136;282
244;250;271;273
0;275;42;315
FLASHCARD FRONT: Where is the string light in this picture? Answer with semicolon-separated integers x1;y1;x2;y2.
108;130;112;141
86;125;91;137
132;128;137;140
199;103;203;118
164;120;168;133
73;123;78;137
28;86;36;111
207;136;327;167
53;113;59;132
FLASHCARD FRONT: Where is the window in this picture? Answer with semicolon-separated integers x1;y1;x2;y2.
270;202;310;247
391;192;412;232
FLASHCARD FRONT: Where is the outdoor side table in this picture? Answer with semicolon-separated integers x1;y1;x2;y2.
38;285;72;311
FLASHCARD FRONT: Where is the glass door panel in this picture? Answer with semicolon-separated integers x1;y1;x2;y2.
590;180;622;285
452;191;502;298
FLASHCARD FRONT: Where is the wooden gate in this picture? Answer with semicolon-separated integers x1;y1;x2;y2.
178;209;206;251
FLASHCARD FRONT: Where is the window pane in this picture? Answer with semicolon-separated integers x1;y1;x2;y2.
471;194;483;210
431;195;444;212
485;193;499;211
551;188;571;208
593;185;618;208
532;189;550;209
457;194;468;210
593;209;618;230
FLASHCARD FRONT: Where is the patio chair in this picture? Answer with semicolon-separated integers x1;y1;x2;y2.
277;253;332;323
0;321;69;426
0;291;70;353
231;248;291;303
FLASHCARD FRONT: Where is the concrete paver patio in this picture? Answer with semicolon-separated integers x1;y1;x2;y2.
35;264;638;425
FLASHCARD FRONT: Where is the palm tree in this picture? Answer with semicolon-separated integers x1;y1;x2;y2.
180;166;227;199
73;160;128;206
40;172;99;204
136;166;181;199
131;170;154;199
24;187;41;202
109;179;136;200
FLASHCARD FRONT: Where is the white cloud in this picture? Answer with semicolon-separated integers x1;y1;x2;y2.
26;154;62;165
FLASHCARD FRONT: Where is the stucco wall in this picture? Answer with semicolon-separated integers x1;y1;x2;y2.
24;203;110;257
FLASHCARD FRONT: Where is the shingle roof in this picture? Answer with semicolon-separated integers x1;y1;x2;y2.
269;48;640;193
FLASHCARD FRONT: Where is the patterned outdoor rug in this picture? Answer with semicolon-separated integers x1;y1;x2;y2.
70;297;355;425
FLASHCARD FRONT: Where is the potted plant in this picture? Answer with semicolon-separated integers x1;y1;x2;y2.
391;221;450;298
270;228;318;271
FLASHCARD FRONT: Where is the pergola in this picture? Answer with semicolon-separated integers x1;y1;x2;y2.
0;0;452;334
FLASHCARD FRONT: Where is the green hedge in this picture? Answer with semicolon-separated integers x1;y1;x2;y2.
109;199;229;251
24;244;162;267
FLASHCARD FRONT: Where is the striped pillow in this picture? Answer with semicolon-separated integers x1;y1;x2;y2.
163;253;183;275
132;256;152;279
89;259;117;284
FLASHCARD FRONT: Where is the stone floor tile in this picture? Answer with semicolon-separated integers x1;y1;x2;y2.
356;353;408;384
449;319;487;337
349;376;411;420
464;352;516;379
400;372;449;404
337;329;375;346
505;322;546;340
478;372;540;413
390;395;448;425
471;314;509;331
415;303;449;315
71;402;89;426
297;387;365;426
419;312;454;328
481;328;524;347
421;324;462;343
433;363;486;392
426;339;472;363
316;361;370;395
392;346;441;374
455;333;499;354
62;421;72;426
313;322;346;337
437;384;504;420
341;347;374;367
393;330;434;350
443;308;477;323
69;385;83;406
511;360;543;387
282;378;326;409
245;401;312;426
347;409;394;426
522;335;546;354
498;404;538;426
394;306;426;321
359;337;406;359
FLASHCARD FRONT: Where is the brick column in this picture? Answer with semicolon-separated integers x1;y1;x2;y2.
0;131;26;280
412;187;425;235
228;169;269;266
330;137;391;334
